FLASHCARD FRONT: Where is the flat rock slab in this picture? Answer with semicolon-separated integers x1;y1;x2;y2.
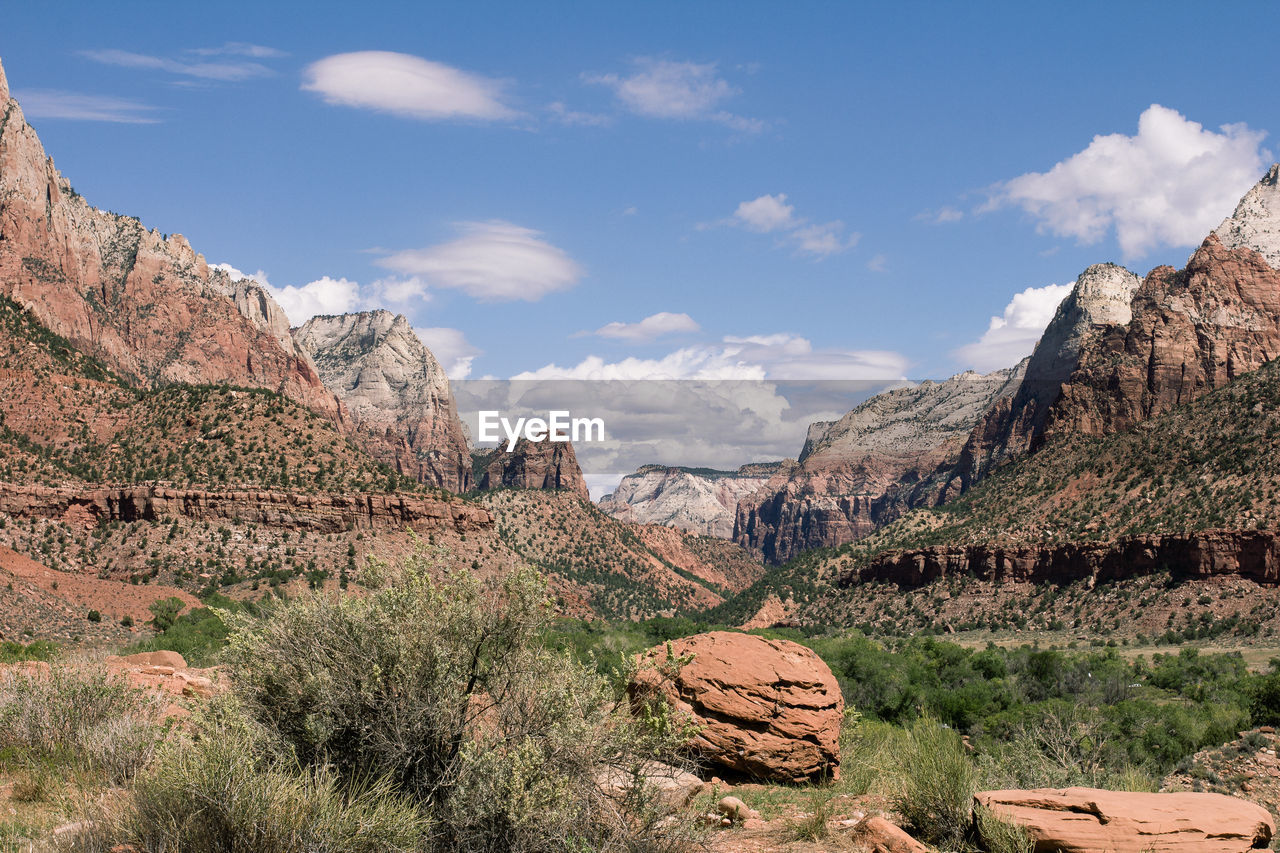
977;787;1275;853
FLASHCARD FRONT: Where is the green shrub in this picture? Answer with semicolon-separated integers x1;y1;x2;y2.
975;805;1034;853
222;550;694;853
78;702;427;853
891;717;978;848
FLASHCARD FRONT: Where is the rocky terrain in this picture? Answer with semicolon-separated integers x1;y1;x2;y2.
1164;727;1280;827
733;367;1024;563
297;310;472;492
0;60;340;420
599;462;782;538
474;437;590;499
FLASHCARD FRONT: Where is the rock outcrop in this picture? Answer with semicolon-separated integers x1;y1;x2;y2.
975;787;1274;853
734;367;1024;563
297;311;472;492
841;529;1280;589
475;438;589;499
627;631;843;783
956;166;1280;492
0;69;341;419
599;462;782;538
0;482;493;534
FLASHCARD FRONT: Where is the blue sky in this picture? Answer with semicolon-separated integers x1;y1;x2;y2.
4;1;1278;381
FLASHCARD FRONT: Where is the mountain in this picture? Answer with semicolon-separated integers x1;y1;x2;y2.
598;462;783;538
296;311;472;492
0;60;340;420
473;438;589;500
732;366;1025;563
955;165;1280;491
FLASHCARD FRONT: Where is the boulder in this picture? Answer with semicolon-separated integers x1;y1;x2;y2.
976;787;1275;853
595;761;705;810
847;815;930;853
111;650;188;669
628;631;843;782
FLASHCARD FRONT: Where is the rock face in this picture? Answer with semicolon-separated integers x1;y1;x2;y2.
734;367;1024;563
0;482;493;534
0;72;341;419
627;631;843;783
842;529;1280;589
296;311;472;492
976;787;1274;853
475;438;589;499
599;462;782;538
1216;163;1280;269
956;166;1280;492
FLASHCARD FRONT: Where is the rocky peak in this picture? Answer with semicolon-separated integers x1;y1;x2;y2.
1215;163;1280;270
1024;263;1141;387
0;76;341;419
599;462;782;538
474;437;589;499
296;311;472;492
0;57;9;104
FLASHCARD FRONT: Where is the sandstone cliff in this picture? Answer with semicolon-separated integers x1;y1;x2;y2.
297;311;472;492
598;462;783;538
0;482;492;534
0;61;341;419
474;438;589;499
842;529;1280;589
956;166;1280;490
733;367;1024;563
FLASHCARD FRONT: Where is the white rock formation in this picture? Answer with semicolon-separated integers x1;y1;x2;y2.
599;463;782;539
1215;163;1280;270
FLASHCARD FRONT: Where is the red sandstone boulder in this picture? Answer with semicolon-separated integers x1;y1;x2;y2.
848;816;929;853
628;631;843;783
976;787;1274;853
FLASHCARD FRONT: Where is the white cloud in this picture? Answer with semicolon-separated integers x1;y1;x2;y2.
732;193;795;232
515;333;906;381
584;57;759;131
954;282;1074;372
81;48;273;82
302;51;517;121
717;193;857;258
990;104;1270;258
593;312;700;341
414;326;481;379
866;253;888;272
377;221;582;302
188;42;286;59
548;101;612;127
15;90;159;123
210;263;362;326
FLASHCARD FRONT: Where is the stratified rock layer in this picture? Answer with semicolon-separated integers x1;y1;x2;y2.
976;787;1273;853
842;529;1280;588
475;438;589;499
734;368;1024;563
628;631;843;783
297;311;471;492
0;69;340;419
599;463;782;538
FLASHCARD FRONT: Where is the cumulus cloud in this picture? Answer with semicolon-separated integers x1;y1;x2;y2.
81;48;274;82
377;221;582;302
514;333;906;381
989;104;1270;257
15;90;159;123
953;282;1074;372
715;193;857;258
210;263;362;326
592;312;700;341
584;57;761;131
414;326;481;379
302;51;517;121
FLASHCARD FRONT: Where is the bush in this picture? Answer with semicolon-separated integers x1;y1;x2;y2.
0;664;164;782
221;550;694;853
891;717;978;848
76;702;427;853
975;805;1034;853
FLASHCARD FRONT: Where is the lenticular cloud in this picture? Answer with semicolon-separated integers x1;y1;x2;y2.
992;104;1269;258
